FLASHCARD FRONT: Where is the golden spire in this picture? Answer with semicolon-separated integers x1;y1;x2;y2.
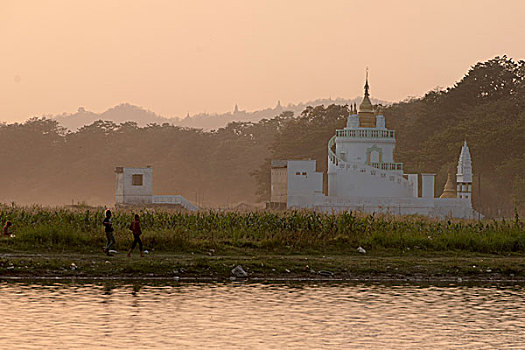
358;67;376;127
440;172;457;198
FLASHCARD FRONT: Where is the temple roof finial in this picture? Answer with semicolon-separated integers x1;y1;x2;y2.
364;67;369;97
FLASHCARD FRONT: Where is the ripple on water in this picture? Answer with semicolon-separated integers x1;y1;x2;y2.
0;282;523;349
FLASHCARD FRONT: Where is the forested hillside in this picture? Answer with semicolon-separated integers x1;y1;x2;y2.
0;118;279;207
1;56;523;217
388;56;524;217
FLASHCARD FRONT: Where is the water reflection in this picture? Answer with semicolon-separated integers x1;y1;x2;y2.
0;282;523;349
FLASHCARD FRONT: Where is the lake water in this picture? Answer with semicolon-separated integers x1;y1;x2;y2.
0;281;523;349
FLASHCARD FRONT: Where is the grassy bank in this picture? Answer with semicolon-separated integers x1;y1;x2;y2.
0;206;524;280
1;206;524;254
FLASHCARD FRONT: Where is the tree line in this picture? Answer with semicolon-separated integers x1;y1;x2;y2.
1;56;523;217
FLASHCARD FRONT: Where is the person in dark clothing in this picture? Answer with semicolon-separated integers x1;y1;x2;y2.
3;221;12;237
103;209;116;256
127;214;144;257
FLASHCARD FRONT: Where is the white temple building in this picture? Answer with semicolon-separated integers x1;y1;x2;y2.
270;77;480;219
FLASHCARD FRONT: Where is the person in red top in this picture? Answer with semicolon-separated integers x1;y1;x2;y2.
127;214;144;257
3;221;12;237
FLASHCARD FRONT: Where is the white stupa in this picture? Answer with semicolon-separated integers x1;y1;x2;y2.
456;141;473;200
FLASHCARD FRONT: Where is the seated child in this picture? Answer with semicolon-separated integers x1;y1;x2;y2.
3;221;12;237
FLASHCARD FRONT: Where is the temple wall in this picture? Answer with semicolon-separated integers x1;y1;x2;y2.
330;166;412;198
287;194;477;219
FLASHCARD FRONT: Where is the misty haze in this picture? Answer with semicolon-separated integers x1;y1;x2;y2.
1;1;524;349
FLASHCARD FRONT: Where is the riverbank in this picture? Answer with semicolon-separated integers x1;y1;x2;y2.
0;207;524;282
1;250;524;282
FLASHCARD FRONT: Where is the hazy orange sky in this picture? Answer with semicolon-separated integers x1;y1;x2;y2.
1;0;524;122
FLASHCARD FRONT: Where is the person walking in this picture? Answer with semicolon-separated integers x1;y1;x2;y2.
127;214;144;257
103;209;116;256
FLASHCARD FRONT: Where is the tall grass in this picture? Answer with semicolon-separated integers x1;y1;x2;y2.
0;205;523;254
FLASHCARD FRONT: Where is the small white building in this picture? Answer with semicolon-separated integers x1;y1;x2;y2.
270;77;480;219
115;167;154;205
115;166;199;211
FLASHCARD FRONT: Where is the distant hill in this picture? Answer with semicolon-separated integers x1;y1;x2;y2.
54;103;169;130
52;98;389;131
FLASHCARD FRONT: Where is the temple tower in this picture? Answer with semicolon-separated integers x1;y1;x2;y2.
456;141;473;201
357;70;376;127
327;73;411;198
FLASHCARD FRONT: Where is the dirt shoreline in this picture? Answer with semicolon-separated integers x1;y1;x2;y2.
1;275;524;284
1;251;524;284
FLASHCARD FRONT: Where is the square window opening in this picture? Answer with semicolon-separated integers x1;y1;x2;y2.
132;174;143;186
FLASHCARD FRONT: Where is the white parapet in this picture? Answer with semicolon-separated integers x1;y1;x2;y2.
152;195;199;211
421;173;436;198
